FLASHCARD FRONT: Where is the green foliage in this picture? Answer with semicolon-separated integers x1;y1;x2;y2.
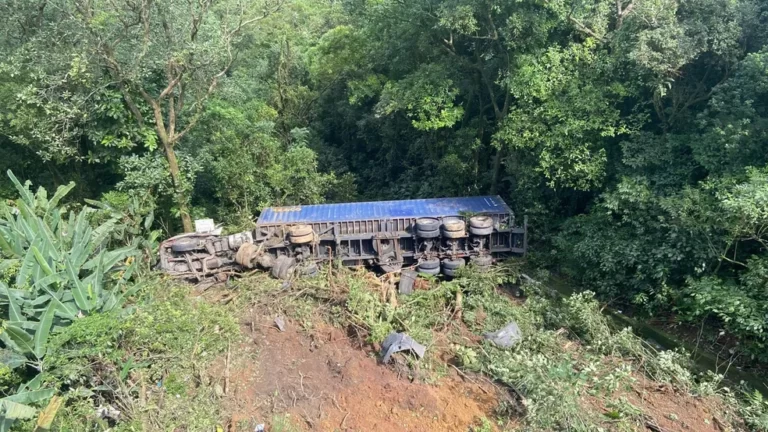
0;172;139;363
45;278;240;431
377;64;464;131
0;374;55;431
739;390;768;432
0;172;141;429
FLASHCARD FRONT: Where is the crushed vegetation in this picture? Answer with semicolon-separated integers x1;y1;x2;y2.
199;262;768;431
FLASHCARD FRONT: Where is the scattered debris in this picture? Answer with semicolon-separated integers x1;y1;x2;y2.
95;405;121;421
483;321;522;348
274;316;286;332
380;332;426;363
254;424;265;432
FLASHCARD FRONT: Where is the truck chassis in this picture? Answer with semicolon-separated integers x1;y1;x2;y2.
158;196;526;281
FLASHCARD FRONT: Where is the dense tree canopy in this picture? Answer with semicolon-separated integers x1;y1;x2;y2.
1;0;768;360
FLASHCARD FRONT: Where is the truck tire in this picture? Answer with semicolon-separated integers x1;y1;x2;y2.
235;243;258;268
289;224;314;244
289;224;313;236
171;237;200;252
290;232;314;244
442;217;466;238
372;238;395;254
442;258;466;270
442;217;466;232
469;216;493;229
469;226;494;236
418;266;440;276
442;259;465;277
416;228;440;238
418;258;440;270
416;218;440;232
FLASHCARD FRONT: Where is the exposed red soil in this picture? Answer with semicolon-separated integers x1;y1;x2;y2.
581;366;739;432
625;378;733;432
214;316;504;431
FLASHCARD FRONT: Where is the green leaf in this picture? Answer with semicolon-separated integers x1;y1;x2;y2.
3;388;54;404
34;218;61;262
35;279;76;320
33;302;57;359
93;252;105;300
31;246;54;277
45;183;75;216
15;239;41;289
0;349;27;369
82;245;135;271
0;417;12;432
103;283;142;312
6;171;35;207
4;325;33;354
90;218;117;248
63;255;92;311
20;371;43;392
0;400;37;420
0;232;17;258
0;281;23;322
144;211;155;231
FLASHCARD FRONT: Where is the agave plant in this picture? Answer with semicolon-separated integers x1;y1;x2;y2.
0;170;140;364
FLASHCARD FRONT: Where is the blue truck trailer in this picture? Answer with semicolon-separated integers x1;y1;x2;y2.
159;196;526;280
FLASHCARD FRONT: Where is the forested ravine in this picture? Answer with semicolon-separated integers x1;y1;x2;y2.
1;0;768;397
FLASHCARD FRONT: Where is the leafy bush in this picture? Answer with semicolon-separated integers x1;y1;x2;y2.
44;279;240;430
0;171;139;427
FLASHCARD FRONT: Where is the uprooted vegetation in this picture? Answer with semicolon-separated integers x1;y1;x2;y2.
268;264;762;431
199;264;767;431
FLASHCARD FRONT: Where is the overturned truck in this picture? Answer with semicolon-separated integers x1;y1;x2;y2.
159;196;526;281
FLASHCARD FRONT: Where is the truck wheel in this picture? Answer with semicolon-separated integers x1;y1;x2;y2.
235;243;258;268
469;216;493;229
469;226;494;236
416;218;440;232
418;258;440;270
442;267;460;277
290;224;313;236
171;237;200;252
442;258;466;270
289;225;314;244
372;238;395;254
416;228;440;238
442;217;466;238
290;232;314;244
418;266;440;276
442;217;466;232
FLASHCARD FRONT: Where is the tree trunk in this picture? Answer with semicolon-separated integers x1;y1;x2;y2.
490;146;504;195
163;141;193;233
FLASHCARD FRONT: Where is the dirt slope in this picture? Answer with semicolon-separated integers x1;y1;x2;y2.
210;314;502;431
